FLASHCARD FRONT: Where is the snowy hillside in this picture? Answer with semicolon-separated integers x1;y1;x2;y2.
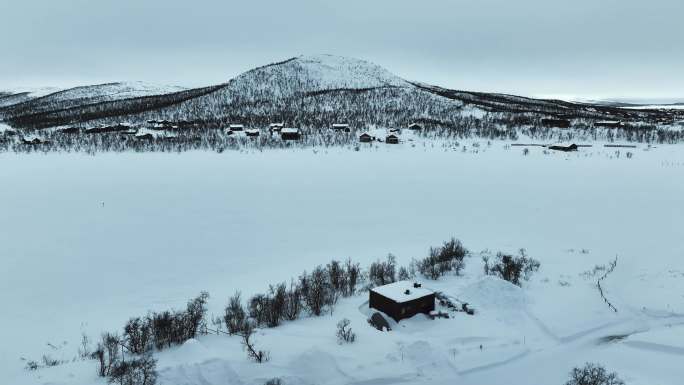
1;81;185;116
1;55;682;146
0;87;62;108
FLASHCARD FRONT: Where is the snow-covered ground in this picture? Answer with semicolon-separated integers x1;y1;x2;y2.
2;139;683;384
621;105;684;110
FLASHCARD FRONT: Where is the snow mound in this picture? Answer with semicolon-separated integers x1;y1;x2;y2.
459;276;528;310
158;358;244;385
401;340;458;378
289;348;351;384
160;338;213;367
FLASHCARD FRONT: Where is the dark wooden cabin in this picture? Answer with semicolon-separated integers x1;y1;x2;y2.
281;127;301;140
245;129;260;137
541;118;571;128
229;124;244;132
408;123;422;130
385;134;399;144
369;281;435;322
359;132;373;143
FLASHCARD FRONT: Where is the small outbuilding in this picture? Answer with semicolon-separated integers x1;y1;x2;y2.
332;123;350;131
385;134;399;144
369;281;435;322
281;127;301;140
245;129;260;137
548;143;578;152
408;123;422;130
269;123;284;132
229;124;244;132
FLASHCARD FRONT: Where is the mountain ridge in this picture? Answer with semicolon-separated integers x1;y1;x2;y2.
0;54;681;132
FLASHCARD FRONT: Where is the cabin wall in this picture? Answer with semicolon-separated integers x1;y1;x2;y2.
369;291;435;322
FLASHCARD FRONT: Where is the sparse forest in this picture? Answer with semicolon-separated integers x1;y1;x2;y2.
1;56;682;154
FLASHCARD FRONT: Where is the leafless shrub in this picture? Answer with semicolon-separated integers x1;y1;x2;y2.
240;321;269;363
565;363;624;385
336;319;356;344
485;248;540;286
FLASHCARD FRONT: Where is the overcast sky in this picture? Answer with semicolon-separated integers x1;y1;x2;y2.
2;0;682;100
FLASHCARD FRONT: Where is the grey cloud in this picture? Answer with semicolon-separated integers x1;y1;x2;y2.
1;0;682;99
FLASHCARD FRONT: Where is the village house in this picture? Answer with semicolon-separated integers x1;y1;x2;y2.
408;123;422;130
369;281;435;322
541;118;571;128
359;132;373;143
245;129;260;137
281;127;301;140
229;124;244;132
385;134;399;144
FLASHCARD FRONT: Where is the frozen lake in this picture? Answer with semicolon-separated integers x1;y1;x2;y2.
2;141;684;378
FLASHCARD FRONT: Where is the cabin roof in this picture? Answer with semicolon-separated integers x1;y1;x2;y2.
230;124;244;128
281;127;300;134
371;281;433;303
332;123;349;128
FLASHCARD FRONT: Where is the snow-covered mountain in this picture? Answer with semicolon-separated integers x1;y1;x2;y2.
0;55;680;131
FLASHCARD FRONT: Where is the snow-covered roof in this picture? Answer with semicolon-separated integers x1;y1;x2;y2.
245;129;259;134
371;281;434;303
332;123;349;128
281;127;300;134
269;122;284;127
230;124;244;128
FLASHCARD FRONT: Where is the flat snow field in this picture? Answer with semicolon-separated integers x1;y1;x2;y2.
1;140;684;385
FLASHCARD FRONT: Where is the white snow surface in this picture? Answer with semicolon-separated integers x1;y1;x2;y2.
621;105;684;110
2;140;684;385
372;281;434;303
